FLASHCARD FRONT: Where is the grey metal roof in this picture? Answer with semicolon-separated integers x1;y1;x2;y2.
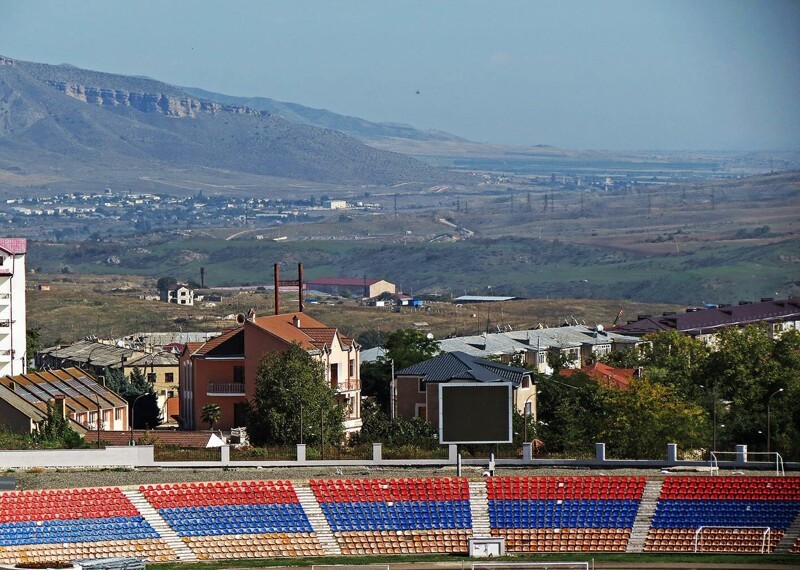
126;352;180;367
39;339;143;368
437;325;640;359
396;351;529;387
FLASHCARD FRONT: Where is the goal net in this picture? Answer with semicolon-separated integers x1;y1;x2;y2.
470;562;594;570
693;526;772;553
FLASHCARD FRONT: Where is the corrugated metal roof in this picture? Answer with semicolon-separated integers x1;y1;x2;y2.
40;339;143;368
396;351;528;387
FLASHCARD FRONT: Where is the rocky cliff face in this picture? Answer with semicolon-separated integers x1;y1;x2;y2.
46;80;267;118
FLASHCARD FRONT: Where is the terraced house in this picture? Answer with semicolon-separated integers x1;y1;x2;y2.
179;311;361;434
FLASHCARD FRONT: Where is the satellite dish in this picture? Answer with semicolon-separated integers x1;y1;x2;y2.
236;313;246;324
595;324;604;332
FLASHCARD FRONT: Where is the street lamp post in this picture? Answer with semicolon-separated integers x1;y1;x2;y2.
700;384;718;452
130;392;149;446
94;393;102;449
767;388;784;455
522;392;538;443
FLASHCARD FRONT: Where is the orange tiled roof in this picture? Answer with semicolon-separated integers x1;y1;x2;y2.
98;430;217;448
194;327;243;355
562;362;635;389
250;312;327;350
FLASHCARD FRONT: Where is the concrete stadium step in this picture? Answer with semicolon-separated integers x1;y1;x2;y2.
468;481;491;538
123;490;197;561
626;480;663;553
775;509;800;553
294;486;342;556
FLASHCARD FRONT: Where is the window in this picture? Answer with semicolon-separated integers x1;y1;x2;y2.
114;408;122;421
521;375;530;389
165;372;174;383
415;404;427;420
233;365;245;383
349;358;355;377
537;351;546;365
147;373;157;383
418;378;426;394
593;344;611;356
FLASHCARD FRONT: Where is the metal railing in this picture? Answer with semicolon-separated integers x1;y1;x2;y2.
207;382;245;395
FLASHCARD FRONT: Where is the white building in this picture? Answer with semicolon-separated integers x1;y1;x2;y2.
0;238;27;377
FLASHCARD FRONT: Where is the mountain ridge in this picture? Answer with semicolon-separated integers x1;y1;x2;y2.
0;55;458;187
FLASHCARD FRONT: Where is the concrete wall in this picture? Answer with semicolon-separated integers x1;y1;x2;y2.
3;443;796;472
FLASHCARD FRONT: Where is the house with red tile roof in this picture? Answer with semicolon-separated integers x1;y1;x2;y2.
561;362;637;390
179;311;361;434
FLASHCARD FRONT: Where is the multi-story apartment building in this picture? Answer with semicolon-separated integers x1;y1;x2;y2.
179;311;362;435
0;238;27;377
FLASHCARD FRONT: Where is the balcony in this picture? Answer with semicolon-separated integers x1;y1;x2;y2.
207;382;246;396
333;380;360;393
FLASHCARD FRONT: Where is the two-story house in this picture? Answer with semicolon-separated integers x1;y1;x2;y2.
393;351;536;430
179;311;361;434
162;284;195;306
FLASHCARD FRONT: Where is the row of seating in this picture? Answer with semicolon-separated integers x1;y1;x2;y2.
0;517;158;547
489;500;638;529
491;528;630;552
310;477;469;503
183;532;323;559
335;529;471;555
659;477;800;500
652;501;800;530
141;481;299;509
487;477;646;501
0;538;175;565
0;488;139;523
160;503;313;537
321;500;471;532
645;528;782;553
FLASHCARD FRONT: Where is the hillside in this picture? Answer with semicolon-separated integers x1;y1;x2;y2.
0;55;454;187
183;86;467;144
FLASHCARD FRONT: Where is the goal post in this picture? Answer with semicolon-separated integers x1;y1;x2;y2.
693;526;771;554
471;563;590;570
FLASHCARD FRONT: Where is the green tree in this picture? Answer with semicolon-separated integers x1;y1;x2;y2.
356;330;385;350
156;276;177;291
546;348;576;375
350;400;437;448
361;329;440;413
247;343;343;446
383;329;439;370
32;401;85;448
105;367;160;429
642;330;710;399
536;372;606;456
700;326;800;455
201;403;222;430
600;376;705;459
26;327;42;371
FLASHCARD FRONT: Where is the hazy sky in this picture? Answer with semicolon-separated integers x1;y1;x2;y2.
2;0;799;150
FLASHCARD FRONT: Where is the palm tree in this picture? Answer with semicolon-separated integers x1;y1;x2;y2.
201;403;221;431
